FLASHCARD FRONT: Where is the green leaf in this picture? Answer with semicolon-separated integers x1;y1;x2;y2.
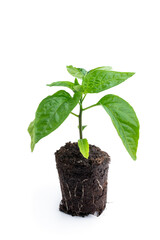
82;67;135;93
67;65;87;79
98;94;139;160
88;66;112;72
28;120;35;152
47;80;83;93
73;85;84;92
28;90;81;151
78;125;87;131
78;138;89;159
74;78;79;85
47;81;74;91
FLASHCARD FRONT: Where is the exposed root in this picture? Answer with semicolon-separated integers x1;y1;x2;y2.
96;179;103;190
66;183;72;198
92;194;96;206
81;185;84;199
74;184;77;197
60;182;68;211
78;202;83;213
82;179;88;183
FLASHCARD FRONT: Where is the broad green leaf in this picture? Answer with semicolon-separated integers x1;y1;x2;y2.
82;68;135;93
98;94;139;160
28;90;81;151
67;65;87;79
78;138;89;159
47;81;74;91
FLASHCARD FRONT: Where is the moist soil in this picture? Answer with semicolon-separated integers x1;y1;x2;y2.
55;142;110;217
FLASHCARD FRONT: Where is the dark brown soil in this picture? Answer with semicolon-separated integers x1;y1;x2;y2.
55;142;110;217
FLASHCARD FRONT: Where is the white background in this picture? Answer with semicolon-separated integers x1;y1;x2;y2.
0;0;160;239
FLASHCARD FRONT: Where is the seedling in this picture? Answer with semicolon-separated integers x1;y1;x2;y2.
28;65;139;160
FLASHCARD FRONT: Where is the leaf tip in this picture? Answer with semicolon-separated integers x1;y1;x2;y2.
132;155;137;161
31;142;35;152
131;72;136;76
66;65;72;69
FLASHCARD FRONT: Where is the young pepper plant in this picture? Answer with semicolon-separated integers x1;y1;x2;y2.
28;65;140;160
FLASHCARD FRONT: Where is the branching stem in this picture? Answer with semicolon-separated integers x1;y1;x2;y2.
71;112;79;117
82;94;87;102
83;104;97;111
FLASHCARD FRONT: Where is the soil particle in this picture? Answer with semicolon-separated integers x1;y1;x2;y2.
55;142;110;217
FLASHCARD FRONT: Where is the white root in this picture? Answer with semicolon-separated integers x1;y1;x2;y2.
96;179;103;190
81;179;88;200
60;182;68;211
82;179;88;183
66;183;72;198
92;194;95;205
74;184;77;197
93;211;99;217
64;195;68;211
78;202;83;212
81;185;84;200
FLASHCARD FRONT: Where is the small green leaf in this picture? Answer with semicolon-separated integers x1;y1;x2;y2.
78;125;87;131
28;90;81;151
47;80;83;93
74;78;79;85
82;67;135;93
98;94;139;160
78;138;89;159
67;65;87;79
73;85;84;92
46;81;74;91
28;120;35;152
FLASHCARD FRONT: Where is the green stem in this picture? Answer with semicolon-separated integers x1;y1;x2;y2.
82;104;97;111
79;98;83;139
82;94;87;102
71;112;79;117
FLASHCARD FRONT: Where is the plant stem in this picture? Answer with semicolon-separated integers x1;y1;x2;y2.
79;98;83;139
83;104;97;111
82;94;87;102
71;112;79;117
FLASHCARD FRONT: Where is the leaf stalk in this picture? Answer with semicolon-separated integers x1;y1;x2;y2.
82;104;97;111
71;112;79;117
